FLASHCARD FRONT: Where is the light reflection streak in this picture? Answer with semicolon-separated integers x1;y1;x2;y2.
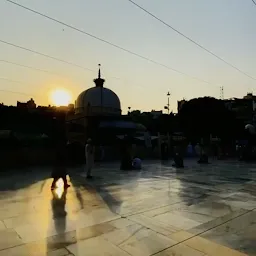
55;179;64;198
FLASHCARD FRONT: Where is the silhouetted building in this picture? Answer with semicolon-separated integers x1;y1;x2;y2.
223;93;256;125
74;67;121;116
67;65;145;147
177;99;186;113
17;98;36;109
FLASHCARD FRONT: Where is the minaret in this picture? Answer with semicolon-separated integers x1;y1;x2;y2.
93;64;105;87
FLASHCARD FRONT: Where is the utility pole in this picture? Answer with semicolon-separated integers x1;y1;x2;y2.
167;91;171;114
220;86;224;100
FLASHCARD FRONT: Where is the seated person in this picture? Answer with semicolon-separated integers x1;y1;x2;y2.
172;153;184;168
132;157;142;170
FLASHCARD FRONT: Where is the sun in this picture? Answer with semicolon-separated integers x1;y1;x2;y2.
50;89;72;106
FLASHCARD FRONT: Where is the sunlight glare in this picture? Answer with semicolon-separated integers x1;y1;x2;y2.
50;89;72;106
55;179;64;199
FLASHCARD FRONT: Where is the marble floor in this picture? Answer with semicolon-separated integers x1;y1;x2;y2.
0;159;255;256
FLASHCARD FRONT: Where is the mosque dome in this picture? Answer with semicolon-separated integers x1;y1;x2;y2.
75;65;121;116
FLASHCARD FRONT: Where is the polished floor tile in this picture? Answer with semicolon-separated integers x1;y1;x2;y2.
0;228;23;250
67;236;130;256
0;160;255;255
119;229;177;256
155;243;205;256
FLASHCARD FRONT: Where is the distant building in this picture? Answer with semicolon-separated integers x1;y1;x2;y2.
17;98;36;109
141;110;163;119
68;104;74;111
223;93;256;124
177;99;186;113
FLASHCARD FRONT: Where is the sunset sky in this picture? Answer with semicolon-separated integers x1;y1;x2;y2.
0;0;255;113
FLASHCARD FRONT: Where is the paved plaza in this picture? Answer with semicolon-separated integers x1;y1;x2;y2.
0;160;255;256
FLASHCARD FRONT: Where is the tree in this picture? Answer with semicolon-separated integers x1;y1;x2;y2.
178;97;243;142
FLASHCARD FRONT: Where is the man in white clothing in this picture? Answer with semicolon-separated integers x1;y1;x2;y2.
85;138;94;179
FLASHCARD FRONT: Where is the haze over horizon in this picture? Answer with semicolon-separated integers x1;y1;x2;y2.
0;0;255;113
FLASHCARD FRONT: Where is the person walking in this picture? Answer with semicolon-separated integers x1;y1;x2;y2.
85;138;94;179
51;145;70;190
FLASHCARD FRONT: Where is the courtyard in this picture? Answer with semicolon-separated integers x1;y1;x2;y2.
0;160;255;256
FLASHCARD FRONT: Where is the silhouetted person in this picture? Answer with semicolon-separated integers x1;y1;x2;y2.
100;144;105;161
161;141;169;160
120;136;133;170
132;157;142;170
198;141;209;164
85;138;94;179
172;145;184;168
51;146;70;190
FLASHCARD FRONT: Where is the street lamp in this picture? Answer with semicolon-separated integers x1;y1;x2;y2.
164;92;171;114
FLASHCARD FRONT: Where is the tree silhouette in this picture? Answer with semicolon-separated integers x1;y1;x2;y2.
178;97;243;142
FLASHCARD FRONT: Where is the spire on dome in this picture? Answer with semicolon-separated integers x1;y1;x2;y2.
98;64;101;78
94;64;105;87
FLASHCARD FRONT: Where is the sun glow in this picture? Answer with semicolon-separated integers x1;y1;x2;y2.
50;89;72;106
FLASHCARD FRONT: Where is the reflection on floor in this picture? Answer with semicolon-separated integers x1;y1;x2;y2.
0;160;255;255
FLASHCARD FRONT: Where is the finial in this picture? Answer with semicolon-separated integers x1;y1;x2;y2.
94;63;105;87
98;64;101;79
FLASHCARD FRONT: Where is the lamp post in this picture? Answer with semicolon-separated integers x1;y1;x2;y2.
164;92;171;114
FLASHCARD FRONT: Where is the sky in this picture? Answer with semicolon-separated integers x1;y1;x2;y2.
0;0;255;113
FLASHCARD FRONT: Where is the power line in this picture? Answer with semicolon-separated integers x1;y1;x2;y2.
0;77;37;97
0;41;126;82
0;77;35;88
127;0;256;81
0;57;145;91
0;39;94;72
0;59;61;77
0;88;35;97
4;0;217;86
252;0;256;6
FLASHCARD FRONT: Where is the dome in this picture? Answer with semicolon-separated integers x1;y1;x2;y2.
75;64;121;116
75;87;121;115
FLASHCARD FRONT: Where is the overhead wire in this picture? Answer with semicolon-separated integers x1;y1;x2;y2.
0;57;149;92
0;88;35;97
0;77;34;87
0;59;62;77
0;41;128;83
0;39;94;72
252;0;256;6
0;77;36;96
126;0;256;81
3;0;218;86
